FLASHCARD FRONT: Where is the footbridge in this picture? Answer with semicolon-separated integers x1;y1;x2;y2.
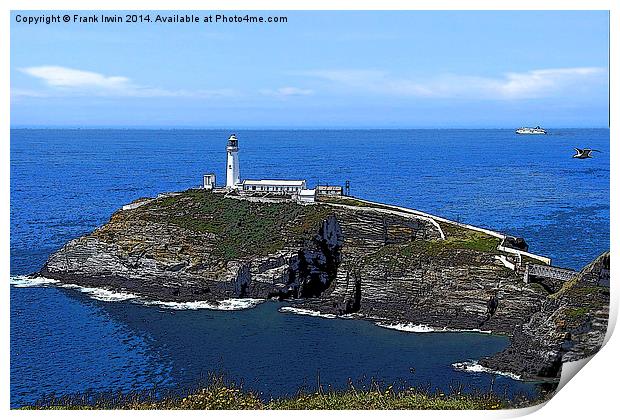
523;263;577;292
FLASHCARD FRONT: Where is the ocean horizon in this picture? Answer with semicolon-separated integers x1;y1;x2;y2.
10;126;610;130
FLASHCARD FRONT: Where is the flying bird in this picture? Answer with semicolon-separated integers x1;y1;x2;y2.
573;148;601;159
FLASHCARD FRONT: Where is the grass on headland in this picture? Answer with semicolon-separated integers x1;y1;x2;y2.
117;189;334;260
22;374;545;410
111;190;501;262
318;195;397;211
436;222;501;253
320;196;500;253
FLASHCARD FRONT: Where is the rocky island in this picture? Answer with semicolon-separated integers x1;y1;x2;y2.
39;189;610;383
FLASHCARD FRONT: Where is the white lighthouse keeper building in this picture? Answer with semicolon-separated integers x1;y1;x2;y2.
226;134;241;189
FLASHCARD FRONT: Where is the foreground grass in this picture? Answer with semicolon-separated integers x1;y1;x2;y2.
267;389;507;410
22;376;545;410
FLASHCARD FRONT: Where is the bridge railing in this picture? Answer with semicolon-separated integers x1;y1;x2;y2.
523;263;577;284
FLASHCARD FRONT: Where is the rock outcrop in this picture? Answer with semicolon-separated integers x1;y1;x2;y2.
39;189;609;381
480;252;610;380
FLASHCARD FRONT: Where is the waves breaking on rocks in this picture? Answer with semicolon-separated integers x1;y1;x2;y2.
10;275;60;288
376;322;436;333
376;322;493;334
10;275;263;310
278;306;338;318
58;283;139;302
139;298;264;311
452;360;522;381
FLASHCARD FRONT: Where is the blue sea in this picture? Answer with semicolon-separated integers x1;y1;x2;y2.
10;129;609;407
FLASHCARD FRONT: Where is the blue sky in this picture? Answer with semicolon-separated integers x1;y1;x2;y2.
11;11;609;128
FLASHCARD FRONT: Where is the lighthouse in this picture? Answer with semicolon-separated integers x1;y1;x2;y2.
200;133;330;203
226;134;240;189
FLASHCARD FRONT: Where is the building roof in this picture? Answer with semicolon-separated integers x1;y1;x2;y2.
242;179;306;186
298;189;316;196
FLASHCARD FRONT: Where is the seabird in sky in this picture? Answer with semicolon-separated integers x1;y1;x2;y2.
573;148;601;159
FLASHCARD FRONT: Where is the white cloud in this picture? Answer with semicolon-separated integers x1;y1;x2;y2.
492;67;604;99
16;65;605;103
16;65;237;99
20;66;130;89
259;86;314;98
300;67;606;100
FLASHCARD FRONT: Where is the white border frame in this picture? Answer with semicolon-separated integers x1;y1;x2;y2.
2;2;616;419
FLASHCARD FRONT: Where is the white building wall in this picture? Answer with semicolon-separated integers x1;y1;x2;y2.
242;180;306;193
297;189;316;203
203;173;216;190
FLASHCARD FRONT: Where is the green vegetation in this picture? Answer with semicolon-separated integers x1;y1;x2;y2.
321;196;500;254
525;282;550;295
109;190;503;268
551;285;608;324
546;254;609;328
551;278;609;301
267;388;508;410
437;222;501;253
383;229;499;260
438;231;500;253
135;190;333;260
563;307;590;319
521;255;550;266
22;375;542;410
317;195;384;208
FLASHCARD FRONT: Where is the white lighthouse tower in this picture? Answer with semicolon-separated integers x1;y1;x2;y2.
226;134;240;189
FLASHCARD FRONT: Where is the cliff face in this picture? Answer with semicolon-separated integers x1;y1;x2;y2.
40;190;609;380
41;190;443;301
480;252;610;380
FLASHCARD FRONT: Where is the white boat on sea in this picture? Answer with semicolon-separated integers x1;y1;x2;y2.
515;126;547;135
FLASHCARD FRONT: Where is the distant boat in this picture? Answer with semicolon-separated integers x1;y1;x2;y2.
516;126;547;135
573;148;601;159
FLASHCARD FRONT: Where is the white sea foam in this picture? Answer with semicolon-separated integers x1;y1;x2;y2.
11;275;137;302
452;360;522;381
10;275;60;288
376;322;492;334
57;283;140;302
278;306;337;319
10;275;262;310
376;322;436;333
217;298;264;310
139;300;220;310
140;298;264;311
